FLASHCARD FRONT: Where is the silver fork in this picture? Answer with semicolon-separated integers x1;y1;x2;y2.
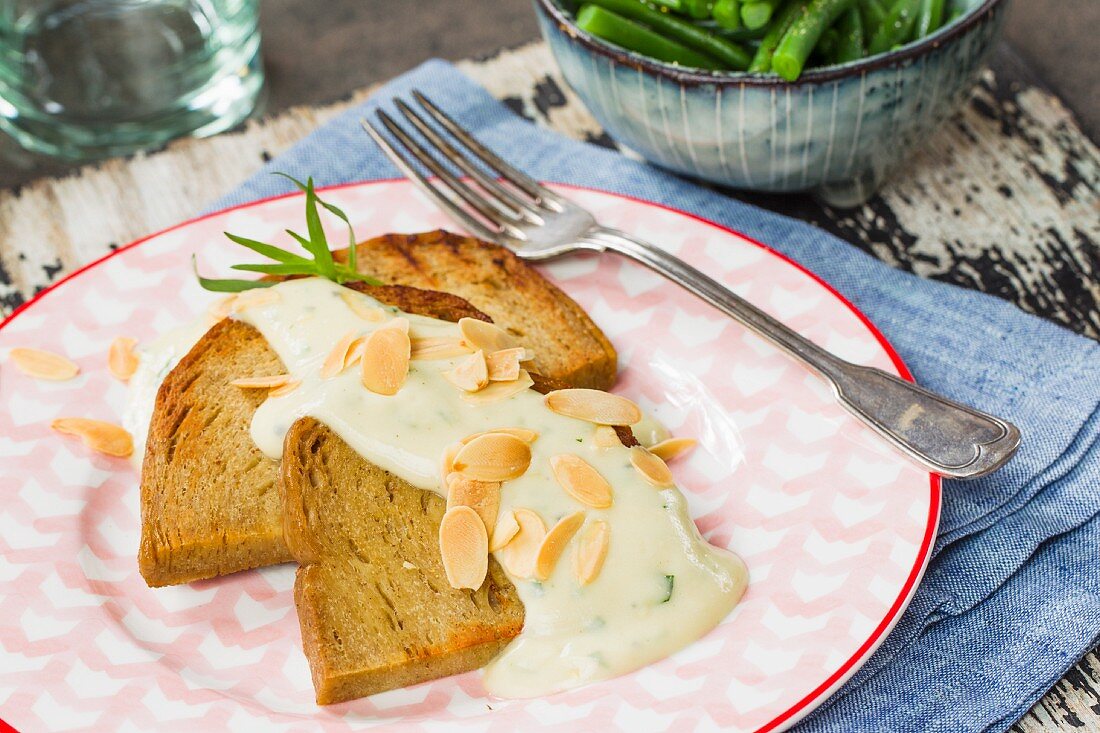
362;91;1020;480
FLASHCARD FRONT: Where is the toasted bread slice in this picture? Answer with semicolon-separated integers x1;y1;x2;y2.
282;417;525;704
139;233;617;587
138;283;490;587
282;374;635;703
341;230;617;391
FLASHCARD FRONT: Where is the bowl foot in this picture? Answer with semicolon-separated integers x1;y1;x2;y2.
813;169;881;208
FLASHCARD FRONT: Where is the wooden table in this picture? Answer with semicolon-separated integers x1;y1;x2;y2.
0;2;1097;730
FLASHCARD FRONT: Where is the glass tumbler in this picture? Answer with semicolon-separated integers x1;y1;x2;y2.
0;0;263;160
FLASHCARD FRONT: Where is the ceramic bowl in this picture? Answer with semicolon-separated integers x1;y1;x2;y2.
533;0;1008;206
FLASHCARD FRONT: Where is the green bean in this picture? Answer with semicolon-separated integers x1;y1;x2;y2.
816;27;840;61
648;0;685;11
915;0;945;37
868;0;919;54
682;0;715;18
834;6;865;62
576;4;726;69
740;0;783;29
694;18;768;41
772;0;856;80
748;0;811;72
583;0;752;68
858;0;887;29
712;0;743;30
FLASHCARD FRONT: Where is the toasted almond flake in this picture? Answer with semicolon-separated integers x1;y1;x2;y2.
593;425;621;448
438;505;489;589
233;288;280;311
230;373;293;389
545;389;642;426
462;369;534;405
630;446;675;487
446;473;501;537
496;508;546;578
9;347;80;381
452;432;532;482
51;418;133;457
443;350;489;393
107;337;139;381
208;295;238;320
321;331;362;378
459;317;518;353
440;441;463;486
534;511;586;580
341;291;387;322
574;521;610;586
460;427;539;445
402;561;417;570
649;437;698;462
550;454;613;509
411;337;472;360
489;510;521;552
485;348;525;382
380;316;410;334
360;326;411;395
268;379;302;398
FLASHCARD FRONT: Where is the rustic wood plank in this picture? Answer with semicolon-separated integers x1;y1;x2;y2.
0;40;1096;732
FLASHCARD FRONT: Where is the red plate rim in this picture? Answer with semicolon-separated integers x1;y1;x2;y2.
0;179;941;733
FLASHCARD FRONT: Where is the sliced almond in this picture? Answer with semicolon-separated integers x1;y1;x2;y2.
649;437;698;462
545;389;642;426
9;347;80;381
321;331;362;378
452;432;532;482
593;425;621;448
230;373;292;389
440;441;463;486
462;369;534;405
550;454;613;509
459;317;518;353
107;337;139;381
489;510;521;552
443;350;489;393
534;511;586;581
208;295;238;321
233;288;280;311
438;505;489;590
360;326;411;395
51;418;133;457
461;427;539;445
496;508;546;578
411;337;472;360
630;446;675;487
268;379;302;398
380;316;410;334
574;520;610;586
446;473;501;537
341;291;387;322
485;348;526;382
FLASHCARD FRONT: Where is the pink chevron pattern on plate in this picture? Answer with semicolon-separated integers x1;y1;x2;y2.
0;181;938;733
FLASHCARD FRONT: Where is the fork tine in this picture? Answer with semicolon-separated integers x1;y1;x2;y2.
361;118;500;243
412;90;563;210
394;99;544;224
372;110;528;240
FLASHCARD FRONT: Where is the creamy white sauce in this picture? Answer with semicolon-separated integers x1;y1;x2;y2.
131;277;748;698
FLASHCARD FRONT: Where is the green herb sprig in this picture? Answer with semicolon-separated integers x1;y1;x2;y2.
193;173;381;292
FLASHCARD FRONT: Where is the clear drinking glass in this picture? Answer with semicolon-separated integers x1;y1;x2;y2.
0;0;263;160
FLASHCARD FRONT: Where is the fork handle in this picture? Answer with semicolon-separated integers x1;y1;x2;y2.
587;227;1020;479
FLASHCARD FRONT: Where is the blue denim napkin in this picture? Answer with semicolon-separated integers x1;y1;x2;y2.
210;61;1100;733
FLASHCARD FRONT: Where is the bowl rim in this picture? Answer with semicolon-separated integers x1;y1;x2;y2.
534;0;1004;87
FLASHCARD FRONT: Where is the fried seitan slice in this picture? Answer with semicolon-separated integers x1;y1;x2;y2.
281;375;635;704
282;417;524;704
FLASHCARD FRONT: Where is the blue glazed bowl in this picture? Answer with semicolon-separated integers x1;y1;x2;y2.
533;0;1008;206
